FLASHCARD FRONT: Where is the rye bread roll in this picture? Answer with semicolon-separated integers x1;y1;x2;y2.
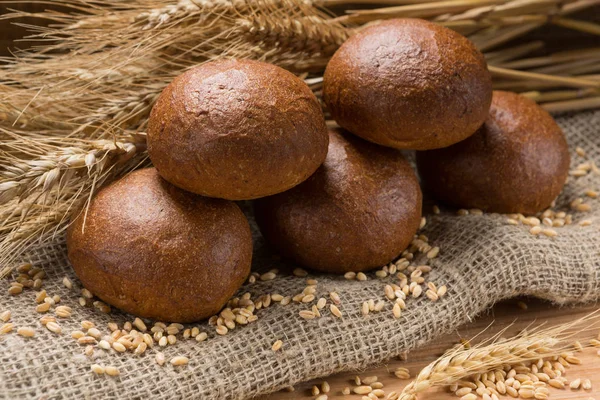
323;18;492;150
254;129;422;273
416;91;571;215
148;59;329;200
66;168;252;323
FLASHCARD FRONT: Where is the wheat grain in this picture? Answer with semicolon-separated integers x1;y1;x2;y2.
78;336;97;345
344;272;356;280
17;327;36;337
55;306;72;318
1;323;14;334
362;302;370;316
112;342;127;352
330;292;341;304
354;386;373;395
272;339;283;351
170;356;189;366
0;311;10;322
292;268;308;277
46;322;62;334
91;364;105;375
133;318;147;332
330;304;342;318
260;272;276;281
317;298;327;309
395;368;410;380
8;286;22;295
98;340;111;350
105;366;120;376
81;321;95;330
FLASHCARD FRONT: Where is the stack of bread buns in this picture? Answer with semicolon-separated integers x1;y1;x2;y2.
67;19;570;322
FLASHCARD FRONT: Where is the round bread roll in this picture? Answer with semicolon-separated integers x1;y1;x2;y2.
66;168;252;323
323;18;492;150
416;91;570;215
148;59;329;200
254;129;422;273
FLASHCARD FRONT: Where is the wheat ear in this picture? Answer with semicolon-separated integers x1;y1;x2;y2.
398;312;600;400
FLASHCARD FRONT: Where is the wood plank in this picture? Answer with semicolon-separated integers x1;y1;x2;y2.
262;298;600;399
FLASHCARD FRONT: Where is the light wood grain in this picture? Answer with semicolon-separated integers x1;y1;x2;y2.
262;298;600;399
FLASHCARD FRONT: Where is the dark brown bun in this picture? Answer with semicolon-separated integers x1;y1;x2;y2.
147;59;329;200
66;168;252;323
416;91;571;215
254;129;422;273
323;18;492;150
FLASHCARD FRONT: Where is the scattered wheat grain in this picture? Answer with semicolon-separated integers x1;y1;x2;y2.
529;226;542;235
354;386;373;394
293;268;308;277
0;311;10;322
105;366;120;376
170;356;189;366
330;304;342;318
91;364;104;375
272;339;283;352
46;322;61;334
394;367;410;379
62;277;73;289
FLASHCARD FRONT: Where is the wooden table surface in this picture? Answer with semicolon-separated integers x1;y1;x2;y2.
262;298;600;400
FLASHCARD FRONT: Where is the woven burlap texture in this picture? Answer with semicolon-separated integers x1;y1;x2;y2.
1;110;599;400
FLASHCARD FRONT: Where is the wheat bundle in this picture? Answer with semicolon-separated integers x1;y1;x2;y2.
0;0;599;276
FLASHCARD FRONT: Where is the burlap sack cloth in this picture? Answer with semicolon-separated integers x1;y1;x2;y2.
1;110;599;399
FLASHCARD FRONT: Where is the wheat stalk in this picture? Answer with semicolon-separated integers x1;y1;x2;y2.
0;132;148;278
1;0;348;136
398;312;600;400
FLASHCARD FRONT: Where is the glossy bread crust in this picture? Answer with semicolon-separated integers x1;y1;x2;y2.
148;59;329;200
66;168;253;323
254;129;422;273
323;18;492;150
416;91;571;215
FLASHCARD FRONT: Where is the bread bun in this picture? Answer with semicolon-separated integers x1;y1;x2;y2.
254;129;422;273
148;59;328;200
416;91;570;215
323;18;492;150
66;168;252;323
